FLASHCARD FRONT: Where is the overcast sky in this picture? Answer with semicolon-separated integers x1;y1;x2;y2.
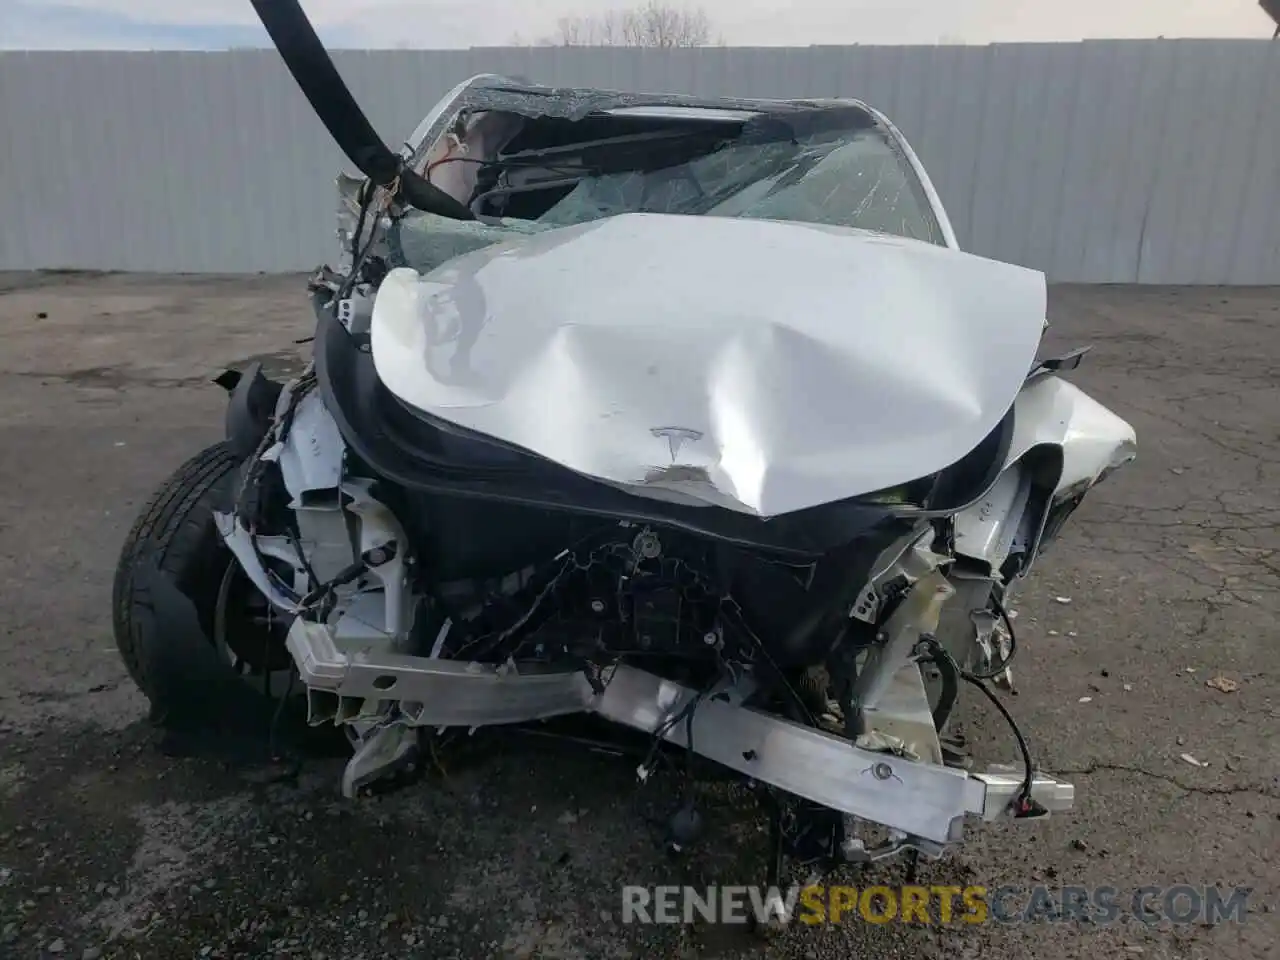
1;0;1274;50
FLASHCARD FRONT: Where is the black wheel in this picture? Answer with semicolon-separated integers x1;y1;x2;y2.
112;442;302;739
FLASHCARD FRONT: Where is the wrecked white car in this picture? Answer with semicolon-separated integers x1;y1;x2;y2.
112;0;1137;898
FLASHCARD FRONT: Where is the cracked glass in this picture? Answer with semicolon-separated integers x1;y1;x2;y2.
391;105;941;275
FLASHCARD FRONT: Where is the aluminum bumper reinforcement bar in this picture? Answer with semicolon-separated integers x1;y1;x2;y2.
288;619;1073;845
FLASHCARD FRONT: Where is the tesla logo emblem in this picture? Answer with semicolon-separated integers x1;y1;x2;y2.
650;426;703;461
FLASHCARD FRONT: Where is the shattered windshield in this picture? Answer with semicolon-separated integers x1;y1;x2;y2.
539;126;939;238
390;106;942;274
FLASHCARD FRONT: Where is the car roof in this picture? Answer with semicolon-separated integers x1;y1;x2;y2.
441;77;879;126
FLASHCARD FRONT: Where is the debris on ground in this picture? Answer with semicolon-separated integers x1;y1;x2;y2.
1206;675;1239;693
1179;753;1208;767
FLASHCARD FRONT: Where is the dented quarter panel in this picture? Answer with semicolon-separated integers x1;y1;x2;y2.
369;211;1047;518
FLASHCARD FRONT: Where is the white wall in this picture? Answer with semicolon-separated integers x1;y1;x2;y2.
1;40;1277;282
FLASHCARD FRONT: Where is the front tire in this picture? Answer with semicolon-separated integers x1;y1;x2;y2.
112;442;299;736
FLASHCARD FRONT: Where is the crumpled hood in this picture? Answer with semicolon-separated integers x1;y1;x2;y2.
369;212;1046;517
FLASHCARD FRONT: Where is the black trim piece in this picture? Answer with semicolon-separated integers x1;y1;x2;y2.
1028;345;1091;379
925;405;1018;513
248;0;473;220
213;369;242;392
223;362;283;459
249;0;396;181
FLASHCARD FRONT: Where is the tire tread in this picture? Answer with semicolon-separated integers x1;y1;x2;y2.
111;442;240;695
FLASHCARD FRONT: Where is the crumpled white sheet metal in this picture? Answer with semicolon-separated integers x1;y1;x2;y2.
369;212;1047;517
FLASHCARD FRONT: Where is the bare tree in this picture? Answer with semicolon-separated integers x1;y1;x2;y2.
539;3;717;47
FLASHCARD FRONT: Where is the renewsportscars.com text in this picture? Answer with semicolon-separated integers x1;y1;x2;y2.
620;884;1252;926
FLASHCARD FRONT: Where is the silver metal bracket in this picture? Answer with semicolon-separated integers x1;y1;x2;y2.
341;724;419;798
285;619;1075;843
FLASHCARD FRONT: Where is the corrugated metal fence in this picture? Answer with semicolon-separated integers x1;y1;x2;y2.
1;40;1277;282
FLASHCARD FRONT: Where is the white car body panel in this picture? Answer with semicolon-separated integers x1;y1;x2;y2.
369;211;1047;518
1003;374;1137;494
953;375;1137;569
